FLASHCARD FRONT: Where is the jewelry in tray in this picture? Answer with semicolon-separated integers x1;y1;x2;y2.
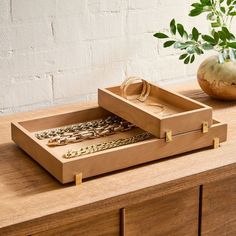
34;77;160;159
35;115;152;159
35;115;136;146
120;76;166;114
63;132;151;159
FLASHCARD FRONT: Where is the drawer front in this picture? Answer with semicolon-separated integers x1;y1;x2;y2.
202;176;236;236
34;211;120;236
125;187;199;236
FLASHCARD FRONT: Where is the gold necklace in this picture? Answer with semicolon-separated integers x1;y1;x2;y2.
63;132;151;159
35;116;136;147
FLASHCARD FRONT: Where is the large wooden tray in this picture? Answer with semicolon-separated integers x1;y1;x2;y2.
11;106;227;184
98;82;213;138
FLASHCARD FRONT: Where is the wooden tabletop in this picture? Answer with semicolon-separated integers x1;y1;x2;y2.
1;80;236;235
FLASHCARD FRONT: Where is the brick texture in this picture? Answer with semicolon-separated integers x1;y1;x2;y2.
1;0;231;114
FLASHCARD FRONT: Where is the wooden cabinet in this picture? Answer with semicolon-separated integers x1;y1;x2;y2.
34;211;120;236
35;180;236;236
34;188;199;236
1;82;236;236
125;188;199;236
201;176;236;236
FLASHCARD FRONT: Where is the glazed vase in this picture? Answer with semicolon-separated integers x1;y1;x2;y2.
197;55;236;101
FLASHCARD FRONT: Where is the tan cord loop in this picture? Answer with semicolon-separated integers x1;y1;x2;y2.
120;76;149;101
121;76;166;114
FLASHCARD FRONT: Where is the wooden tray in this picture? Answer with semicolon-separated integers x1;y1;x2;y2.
11;106;227;184
98;82;213;138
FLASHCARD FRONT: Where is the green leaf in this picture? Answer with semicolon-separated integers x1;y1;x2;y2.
164;40;176;48
211;29;216;36
202;34;216;44
227;0;233;5
191;3;202;8
153;32;169;39
218;31;226;41
207;12;215;20
177;24;184;37
230;33;236;40
202;43;214;50
228;42;236;49
183;31;189;40
203;6;211;11
184;56;190;64
213;32;219;43
211;22;221;27
189;8;203;16
222;27;232;40
219;41;227;47
220;7;226;13
190;54;195;63
229;12;236;16
186;46;195;54
175;42;188;49
170;19;176;35
174;42;182;49
228;6;234;12
195;47;204;55
179;54;188;60
192;27;200;41
200;0;212;6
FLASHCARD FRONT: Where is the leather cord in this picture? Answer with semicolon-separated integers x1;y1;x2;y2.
121;77;165;114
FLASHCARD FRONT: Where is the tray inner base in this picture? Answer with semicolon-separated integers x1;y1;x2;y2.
108;82;204;117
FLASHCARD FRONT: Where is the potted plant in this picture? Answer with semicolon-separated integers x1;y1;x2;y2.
154;0;236;100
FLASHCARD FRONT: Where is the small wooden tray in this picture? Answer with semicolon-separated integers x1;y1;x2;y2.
98;82;213;138
11;106;227;184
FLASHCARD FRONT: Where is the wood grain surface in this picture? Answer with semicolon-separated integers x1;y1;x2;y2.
34;210;120;236
202;176;236;235
1;80;236;235
125;187;199;236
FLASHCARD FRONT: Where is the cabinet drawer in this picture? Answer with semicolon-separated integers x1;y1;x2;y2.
202;176;236;236
34;211;120;236
125;187;199;236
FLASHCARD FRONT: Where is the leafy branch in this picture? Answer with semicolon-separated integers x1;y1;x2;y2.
154;0;236;64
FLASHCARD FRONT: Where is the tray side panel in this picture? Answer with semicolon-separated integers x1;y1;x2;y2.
150;84;210;110
98;86;213;138
11;122;63;183
20;107;110;132
160;108;213;137
98;88;160;137
62;123;227;183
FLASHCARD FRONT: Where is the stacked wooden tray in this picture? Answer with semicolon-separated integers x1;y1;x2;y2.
11;82;227;184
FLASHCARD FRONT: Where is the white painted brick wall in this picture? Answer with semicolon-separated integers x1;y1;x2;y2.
0;0;232;114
